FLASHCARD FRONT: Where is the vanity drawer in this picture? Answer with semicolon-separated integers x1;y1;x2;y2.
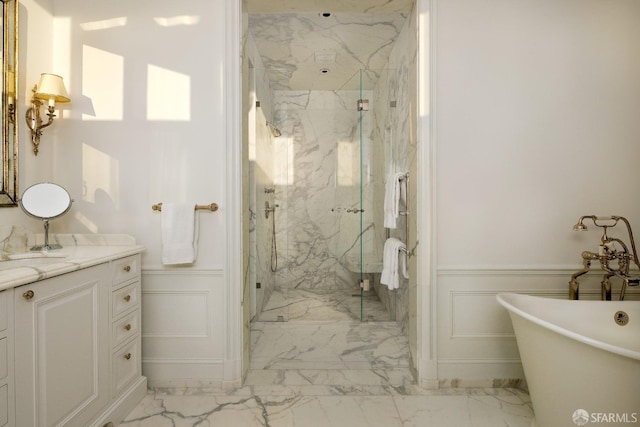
0;383;7;427
112;255;140;287
0;291;6;332
112;282;139;318
0;338;6;381
112;339;140;397
112;310;139;349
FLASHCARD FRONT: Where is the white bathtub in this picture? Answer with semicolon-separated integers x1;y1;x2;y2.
497;293;640;427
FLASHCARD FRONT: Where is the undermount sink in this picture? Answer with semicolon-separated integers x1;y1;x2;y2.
0;254;68;270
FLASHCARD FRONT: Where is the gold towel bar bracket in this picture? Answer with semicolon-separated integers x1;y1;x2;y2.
152;202;218;212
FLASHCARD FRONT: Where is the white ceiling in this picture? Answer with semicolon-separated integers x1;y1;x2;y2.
246;0;414;90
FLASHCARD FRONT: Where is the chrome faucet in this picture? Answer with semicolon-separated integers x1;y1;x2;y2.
264;201;279;219
570;215;640;300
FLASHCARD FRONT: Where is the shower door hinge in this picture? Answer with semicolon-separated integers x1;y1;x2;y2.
357;99;369;111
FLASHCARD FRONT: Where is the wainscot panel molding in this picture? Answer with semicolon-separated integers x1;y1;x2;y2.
435;267;639;384
141;269;238;388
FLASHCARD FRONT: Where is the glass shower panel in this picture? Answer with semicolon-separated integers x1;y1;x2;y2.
332;71;364;320
251;67;290;323
252;67;397;323
359;68;397;322
334;69;395;322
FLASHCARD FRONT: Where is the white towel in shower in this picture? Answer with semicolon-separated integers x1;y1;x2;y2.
383;172;407;229
161;202;199;265
380;237;409;290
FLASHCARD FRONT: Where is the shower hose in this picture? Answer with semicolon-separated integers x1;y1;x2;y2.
270;207;278;272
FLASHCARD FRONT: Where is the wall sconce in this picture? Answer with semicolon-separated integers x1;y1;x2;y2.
25;73;71;155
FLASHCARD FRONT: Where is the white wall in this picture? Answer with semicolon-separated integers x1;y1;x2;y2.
436;0;640;268
41;0;239;386
432;0;640;384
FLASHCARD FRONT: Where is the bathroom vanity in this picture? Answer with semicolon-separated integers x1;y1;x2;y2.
0;235;146;427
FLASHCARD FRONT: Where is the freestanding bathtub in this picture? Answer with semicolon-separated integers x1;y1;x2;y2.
497;293;640;427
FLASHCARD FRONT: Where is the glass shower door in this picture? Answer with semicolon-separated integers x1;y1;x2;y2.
347;68;396;322
335;69;391;322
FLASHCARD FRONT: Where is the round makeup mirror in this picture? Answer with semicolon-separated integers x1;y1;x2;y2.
20;182;72;250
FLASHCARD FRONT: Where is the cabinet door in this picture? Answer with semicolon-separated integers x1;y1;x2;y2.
14;264;110;427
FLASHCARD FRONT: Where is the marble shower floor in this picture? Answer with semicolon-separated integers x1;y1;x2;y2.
257;287;391;322
122;321;534;426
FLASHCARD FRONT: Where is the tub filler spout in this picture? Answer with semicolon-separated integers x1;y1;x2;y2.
569;215;640;300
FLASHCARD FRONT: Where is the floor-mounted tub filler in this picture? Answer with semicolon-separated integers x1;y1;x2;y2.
497;293;640;427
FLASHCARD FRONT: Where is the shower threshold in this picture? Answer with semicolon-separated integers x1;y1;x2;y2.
256;287;392;322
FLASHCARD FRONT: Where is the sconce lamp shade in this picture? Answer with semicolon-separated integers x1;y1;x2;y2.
34;73;70;104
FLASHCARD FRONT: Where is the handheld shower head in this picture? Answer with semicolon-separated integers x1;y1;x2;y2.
266;121;282;138
573;219;589;231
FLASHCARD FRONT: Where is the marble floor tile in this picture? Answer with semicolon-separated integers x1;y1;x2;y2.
241;367;414;396
122;389;533;427
257;287;391;322
124;297;532;426
251;321;410;370
393;392;533;427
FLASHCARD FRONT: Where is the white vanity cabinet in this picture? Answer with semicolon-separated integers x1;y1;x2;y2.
14;264;110;427
0;289;14;427
11;252;145;427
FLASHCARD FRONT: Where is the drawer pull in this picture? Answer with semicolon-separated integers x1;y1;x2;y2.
123;265;131;272
124;352;132;360
124;323;132;331
124;294;131;302
23;290;35;300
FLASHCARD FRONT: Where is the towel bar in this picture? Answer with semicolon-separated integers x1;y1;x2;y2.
152;202;218;212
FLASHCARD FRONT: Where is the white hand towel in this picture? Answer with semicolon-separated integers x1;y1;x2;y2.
161;202;198;265
384;172;407;229
380;237;408;289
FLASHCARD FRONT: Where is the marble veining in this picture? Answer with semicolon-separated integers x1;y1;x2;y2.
123;387;532;426
0;227;143;291
123;309;532;426
257;287;390;322
249;13;408;91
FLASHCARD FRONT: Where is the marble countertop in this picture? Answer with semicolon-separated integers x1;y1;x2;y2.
0;233;144;292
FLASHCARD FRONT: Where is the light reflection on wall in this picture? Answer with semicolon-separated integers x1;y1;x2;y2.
419;10;430;118
82;45;124;121
82;143;120;210
273;136;294;186
147;65;191;121
337;140;356;187
80;17;127;31
154;15;201;27
74;211;98;233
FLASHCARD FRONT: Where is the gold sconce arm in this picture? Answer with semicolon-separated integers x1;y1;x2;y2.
24;73;71;155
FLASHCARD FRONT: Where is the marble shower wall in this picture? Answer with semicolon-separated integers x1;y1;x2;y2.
371;8;416;333
248;7;413;320
248;13;409;91
248;34;277;319
272;89;380;293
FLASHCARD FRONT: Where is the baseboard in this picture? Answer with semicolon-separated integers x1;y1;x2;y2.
91;376;147;427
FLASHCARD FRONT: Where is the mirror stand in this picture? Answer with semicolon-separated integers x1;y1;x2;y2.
31;219;63;251
19;182;73;251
